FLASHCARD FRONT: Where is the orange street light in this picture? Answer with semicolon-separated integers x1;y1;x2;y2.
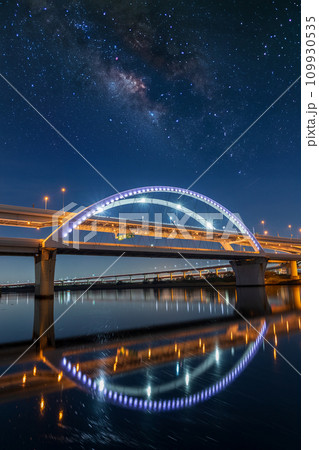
61;187;66;211
288;224;292;229
44;196;49;210
261;220;265;234
264;230;268;235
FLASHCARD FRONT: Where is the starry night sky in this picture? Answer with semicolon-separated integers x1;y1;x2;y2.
0;1;300;281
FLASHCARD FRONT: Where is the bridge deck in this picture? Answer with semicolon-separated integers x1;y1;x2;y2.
0;204;300;254
0;236;300;261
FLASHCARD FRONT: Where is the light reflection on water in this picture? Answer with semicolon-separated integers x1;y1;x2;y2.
0;285;300;343
0;285;301;449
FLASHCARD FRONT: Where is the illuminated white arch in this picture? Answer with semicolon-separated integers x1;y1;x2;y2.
44;186;262;252
99;197;214;229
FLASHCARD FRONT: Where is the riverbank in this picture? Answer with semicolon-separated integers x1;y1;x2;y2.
0;272;300;294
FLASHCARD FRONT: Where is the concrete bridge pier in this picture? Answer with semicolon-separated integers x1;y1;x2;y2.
287;260;299;279
230;257;268;286
34;248;57;298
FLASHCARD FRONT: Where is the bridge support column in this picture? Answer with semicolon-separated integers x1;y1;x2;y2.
34;248;57;298
287;260;299;279
230;257;268;286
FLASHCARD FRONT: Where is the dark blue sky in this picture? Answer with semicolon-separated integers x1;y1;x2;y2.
0;0;300;281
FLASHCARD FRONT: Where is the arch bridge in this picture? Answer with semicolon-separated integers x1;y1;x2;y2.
0;186;300;297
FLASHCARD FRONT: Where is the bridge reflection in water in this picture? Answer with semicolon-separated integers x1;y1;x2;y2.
0;285;301;413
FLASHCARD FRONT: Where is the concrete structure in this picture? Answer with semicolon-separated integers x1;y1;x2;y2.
34;249;57;298
287;260;299;279
230;257;268;286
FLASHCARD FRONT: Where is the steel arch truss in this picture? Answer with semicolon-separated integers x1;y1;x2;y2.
43;186;262;253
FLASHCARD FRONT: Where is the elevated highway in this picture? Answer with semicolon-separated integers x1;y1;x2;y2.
0;235;300;261
0;204;301;255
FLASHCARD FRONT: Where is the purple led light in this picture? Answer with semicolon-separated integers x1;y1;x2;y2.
153;401;157;410
58;321;266;414
53;185;260;252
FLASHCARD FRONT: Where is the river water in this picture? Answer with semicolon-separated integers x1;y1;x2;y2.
0;285;301;449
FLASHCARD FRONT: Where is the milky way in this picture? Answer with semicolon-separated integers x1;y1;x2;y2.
1;1;300;153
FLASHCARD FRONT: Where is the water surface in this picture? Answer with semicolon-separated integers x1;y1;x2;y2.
0;285;301;449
